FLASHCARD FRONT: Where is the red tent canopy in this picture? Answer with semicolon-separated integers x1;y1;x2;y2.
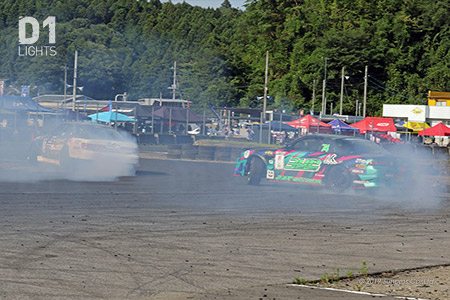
418;123;450;136
286;115;332;129
350;117;397;133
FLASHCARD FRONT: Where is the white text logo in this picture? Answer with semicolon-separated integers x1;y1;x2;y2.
18;16;57;56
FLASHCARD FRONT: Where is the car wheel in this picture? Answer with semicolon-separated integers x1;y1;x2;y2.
325;166;352;192
248;157;265;186
59;147;73;170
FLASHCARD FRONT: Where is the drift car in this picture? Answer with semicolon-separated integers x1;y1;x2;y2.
27;122;139;168
234;134;410;191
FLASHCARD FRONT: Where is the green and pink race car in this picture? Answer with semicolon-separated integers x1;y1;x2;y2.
234;134;410;191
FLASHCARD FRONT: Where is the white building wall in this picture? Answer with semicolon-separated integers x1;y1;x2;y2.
429;106;450;126
382;104;428;122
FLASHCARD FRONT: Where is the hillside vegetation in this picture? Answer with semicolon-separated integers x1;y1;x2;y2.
0;0;448;116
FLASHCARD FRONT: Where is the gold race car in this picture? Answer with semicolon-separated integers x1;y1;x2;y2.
28;122;138;170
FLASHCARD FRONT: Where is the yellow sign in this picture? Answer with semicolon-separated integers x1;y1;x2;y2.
403;121;430;132
411;107;423;115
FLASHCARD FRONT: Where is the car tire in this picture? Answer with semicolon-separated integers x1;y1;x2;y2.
325;166;352;192
59;147;73;170
248;157;265;186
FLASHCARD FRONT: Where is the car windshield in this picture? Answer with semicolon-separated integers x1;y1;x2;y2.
75;125;125;140
337;139;386;155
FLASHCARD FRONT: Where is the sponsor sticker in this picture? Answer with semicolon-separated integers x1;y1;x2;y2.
285;157;321;172
274;152;285;170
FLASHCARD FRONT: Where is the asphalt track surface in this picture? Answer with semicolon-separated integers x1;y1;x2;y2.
0;157;448;299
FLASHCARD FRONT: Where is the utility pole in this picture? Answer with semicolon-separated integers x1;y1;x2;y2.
263;51;269;122
72;50;78;111
171;61;177;101
363;65;368;117
312;79;316;111
339;66;345;115
321;57;329;115
63;65;67;110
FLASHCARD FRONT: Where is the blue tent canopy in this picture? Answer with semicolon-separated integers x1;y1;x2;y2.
88;111;136;123
328;119;359;133
0;95;54;112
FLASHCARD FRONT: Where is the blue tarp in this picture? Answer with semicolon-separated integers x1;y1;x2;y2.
328;119;359;133
0;95;54;112
88;111;136;123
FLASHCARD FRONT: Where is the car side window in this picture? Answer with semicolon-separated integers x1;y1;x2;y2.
290;139;308;151
292;138;322;152
335;140;354;155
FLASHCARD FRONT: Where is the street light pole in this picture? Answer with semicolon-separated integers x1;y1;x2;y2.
363;65;368;117
172;61;177;101
339;66;345;115
312;79;316;112
63;65;67;110
72;50;78;111
321;57;329;115
263;51;269;122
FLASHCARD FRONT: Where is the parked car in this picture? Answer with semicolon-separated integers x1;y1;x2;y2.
27;122;139;169
233;134;411;191
187;124;201;135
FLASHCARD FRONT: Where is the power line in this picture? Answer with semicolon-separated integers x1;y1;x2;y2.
367;77;409;99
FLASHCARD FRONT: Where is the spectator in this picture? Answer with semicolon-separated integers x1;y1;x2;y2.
247;127;255;141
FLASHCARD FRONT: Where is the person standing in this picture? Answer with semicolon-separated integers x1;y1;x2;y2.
247;127;254;141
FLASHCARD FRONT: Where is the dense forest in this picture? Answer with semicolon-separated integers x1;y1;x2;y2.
0;0;448;116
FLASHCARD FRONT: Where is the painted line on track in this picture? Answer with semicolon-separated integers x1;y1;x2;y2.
287;284;431;300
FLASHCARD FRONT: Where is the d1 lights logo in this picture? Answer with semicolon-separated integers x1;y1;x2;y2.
18;16;57;57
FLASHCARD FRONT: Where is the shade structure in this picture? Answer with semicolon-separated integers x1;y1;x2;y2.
0;95;54;112
61;109;91;121
402;121;430;132
88;111;135;123
286;115;332;129
151;106;203;122
253;121;297;131
350;117;396;133
328;118;360;133
418;123;450;136
100;103;155;118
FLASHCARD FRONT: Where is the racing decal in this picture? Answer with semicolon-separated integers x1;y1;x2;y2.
274;175;321;184
351;169;365;174
321;144;330;152
336;155;362;162
322;154;340;165
234;150;255;176
266;170;275;179
274;151;285;170
284;157;321;172
354;180;370;184
308;152;324;156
